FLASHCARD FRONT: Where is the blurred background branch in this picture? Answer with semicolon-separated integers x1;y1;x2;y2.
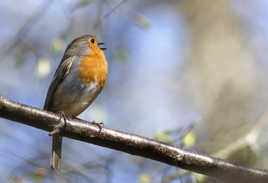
3;0;54;57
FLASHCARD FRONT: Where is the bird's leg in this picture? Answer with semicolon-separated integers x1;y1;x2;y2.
49;111;68;136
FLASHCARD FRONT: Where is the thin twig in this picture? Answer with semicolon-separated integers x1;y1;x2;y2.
102;0;128;19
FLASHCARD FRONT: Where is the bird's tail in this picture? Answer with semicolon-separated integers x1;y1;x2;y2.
51;134;62;172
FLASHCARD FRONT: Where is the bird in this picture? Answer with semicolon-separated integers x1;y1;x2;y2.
44;34;108;172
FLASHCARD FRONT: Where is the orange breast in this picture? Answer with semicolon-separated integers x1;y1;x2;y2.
78;52;108;88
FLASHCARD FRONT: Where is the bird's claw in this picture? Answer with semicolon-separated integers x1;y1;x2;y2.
49;111;67;136
91;121;104;133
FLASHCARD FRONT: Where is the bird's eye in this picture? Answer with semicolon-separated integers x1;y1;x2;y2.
90;39;95;44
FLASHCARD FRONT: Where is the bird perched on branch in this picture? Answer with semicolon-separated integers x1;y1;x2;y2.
44;34;108;172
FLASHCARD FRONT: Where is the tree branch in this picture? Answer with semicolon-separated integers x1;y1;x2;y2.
0;96;267;183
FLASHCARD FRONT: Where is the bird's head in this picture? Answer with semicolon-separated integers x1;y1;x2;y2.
63;34;106;58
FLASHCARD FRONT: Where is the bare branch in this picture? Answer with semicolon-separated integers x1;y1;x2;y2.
0;96;268;183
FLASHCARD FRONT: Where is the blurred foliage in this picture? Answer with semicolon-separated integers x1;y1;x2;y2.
154;125;194;147
155;132;172;144
183;132;196;147
116;47;128;63
15;55;24;68
51;38;65;54
195;173;206;183
36;57;51;79
12;177;25;183
76;0;94;9
139;174;152;183
31;168;48;183
134;14;150;30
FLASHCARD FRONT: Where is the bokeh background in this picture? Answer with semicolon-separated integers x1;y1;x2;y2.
1;0;268;182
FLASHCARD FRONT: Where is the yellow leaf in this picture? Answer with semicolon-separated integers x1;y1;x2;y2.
155;132;172;144
139;174;152;183
183;132;196;147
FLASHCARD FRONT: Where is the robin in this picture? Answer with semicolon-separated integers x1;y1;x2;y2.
44;34;108;172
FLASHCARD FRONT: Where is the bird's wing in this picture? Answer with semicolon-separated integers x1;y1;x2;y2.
44;56;75;110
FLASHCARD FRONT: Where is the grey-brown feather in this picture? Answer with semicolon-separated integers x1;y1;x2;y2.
44;56;74;110
51;135;62;171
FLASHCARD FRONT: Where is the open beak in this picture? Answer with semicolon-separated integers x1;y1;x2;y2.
98;42;107;50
